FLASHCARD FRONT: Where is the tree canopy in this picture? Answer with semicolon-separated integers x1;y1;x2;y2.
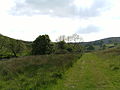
32;35;53;55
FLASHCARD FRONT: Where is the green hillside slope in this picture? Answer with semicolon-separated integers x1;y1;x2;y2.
0;34;31;58
81;37;120;52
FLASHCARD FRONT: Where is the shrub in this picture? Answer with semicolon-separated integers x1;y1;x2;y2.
32;35;53;55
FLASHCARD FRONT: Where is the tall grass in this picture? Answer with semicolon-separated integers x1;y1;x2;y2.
99;48;120;70
0;54;81;89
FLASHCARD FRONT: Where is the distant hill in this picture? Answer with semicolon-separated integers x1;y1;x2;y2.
81;37;120;45
81;37;120;51
0;34;32;44
100;37;120;44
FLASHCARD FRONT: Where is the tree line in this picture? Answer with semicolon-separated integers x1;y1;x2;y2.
32;34;84;55
0;34;84;58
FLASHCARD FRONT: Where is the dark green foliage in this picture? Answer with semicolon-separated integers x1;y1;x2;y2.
85;44;95;51
52;72;63;79
114;43;118;46
109;64;120;71
55;49;68;54
54;41;68;54
7;39;24;57
55;41;84;54
32;35;53;55
66;47;73;52
57;41;66;50
102;44;106;50
73;43;84;53
0;34;30;58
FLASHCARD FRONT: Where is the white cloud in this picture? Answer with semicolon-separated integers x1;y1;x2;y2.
0;0;120;42
77;25;100;34
11;0;110;18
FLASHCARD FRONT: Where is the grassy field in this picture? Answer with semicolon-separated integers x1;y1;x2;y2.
0;47;119;90
0;54;81;89
52;49;120;90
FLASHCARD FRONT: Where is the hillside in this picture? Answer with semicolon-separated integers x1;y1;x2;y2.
0;34;31;59
81;37;120;51
0;34;32;45
82;37;120;45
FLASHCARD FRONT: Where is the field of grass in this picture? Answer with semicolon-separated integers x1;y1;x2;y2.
52;48;120;90
0;44;119;90
0;54;81;89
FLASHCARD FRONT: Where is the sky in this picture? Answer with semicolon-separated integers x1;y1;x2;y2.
0;0;120;42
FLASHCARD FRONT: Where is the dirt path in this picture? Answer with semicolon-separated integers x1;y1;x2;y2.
52;53;120;90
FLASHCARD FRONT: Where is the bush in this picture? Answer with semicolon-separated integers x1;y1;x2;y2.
32;35;53;55
57;41;66;50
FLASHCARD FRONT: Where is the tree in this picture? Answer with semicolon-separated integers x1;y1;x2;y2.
0;35;25;57
66;36;73;43
32;35;53;55
57;41;66;50
71;34;83;53
54;41;68;54
56;34;84;53
7;39;24;57
86;44;95;51
0;36;5;51
72;34;83;43
56;35;66;42
0;36;7;56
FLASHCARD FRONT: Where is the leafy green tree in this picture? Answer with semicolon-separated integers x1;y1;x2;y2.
0;36;5;51
55;34;84;54
32;35;53;55
0;34;28;58
0;36;7;56
57;41;66;50
7;39;24;57
54;41;68;54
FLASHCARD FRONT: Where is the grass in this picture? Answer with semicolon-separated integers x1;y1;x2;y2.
52;48;120;90
0;54;81;89
0;47;119;90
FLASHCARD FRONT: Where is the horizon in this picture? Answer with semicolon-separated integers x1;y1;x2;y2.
1;33;120;43
0;0;120;42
